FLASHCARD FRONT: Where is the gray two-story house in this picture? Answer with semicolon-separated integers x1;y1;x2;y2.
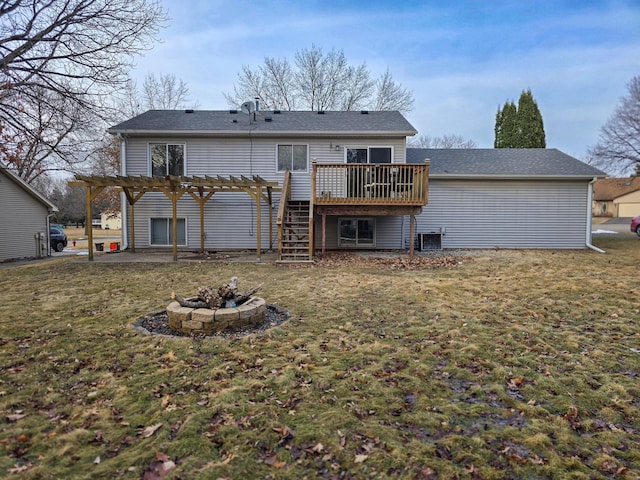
104;108;428;261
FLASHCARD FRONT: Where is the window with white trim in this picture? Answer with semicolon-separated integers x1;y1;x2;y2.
277;144;308;172
150;218;186;246
150;144;185;176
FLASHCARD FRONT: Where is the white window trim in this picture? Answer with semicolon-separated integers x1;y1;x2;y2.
276;143;309;173
343;146;395;164
149;217;188;247
148;142;187;176
338;217;376;248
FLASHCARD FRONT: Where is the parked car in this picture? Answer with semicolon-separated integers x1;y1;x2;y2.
50;227;68;252
631;216;640;237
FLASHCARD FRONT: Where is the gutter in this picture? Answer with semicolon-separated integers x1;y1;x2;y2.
586;177;605;253
107;129;417;138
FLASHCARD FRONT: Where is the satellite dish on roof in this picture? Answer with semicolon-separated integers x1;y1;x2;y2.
241;101;255;114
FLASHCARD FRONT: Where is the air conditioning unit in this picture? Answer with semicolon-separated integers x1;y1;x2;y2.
417;231;443;251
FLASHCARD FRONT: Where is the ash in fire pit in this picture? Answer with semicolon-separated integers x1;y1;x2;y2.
167;277;268;335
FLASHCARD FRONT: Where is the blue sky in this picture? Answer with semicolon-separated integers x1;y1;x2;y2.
131;0;640;160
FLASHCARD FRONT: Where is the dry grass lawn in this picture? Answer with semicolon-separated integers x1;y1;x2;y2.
0;236;639;479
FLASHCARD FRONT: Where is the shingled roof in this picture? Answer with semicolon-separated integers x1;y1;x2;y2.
407;148;606;179
108;110;417;137
592;176;640;201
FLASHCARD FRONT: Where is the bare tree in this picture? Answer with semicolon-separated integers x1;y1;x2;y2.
408;134;478;149
294;46;352;111
0;0;167;181
373;69;414;113
142;73;198;110
225;45;413;113
118;73;199;119
588;75;640;175
339;63;375;111
224;58;297;111
0;87;93;182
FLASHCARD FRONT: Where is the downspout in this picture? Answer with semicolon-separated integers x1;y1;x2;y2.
120;133;128;250
586;177;605;253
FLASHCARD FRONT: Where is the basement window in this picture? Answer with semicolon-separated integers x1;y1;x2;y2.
150;218;186;246
338;218;375;247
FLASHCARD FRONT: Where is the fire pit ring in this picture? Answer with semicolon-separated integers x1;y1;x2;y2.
167;296;267;334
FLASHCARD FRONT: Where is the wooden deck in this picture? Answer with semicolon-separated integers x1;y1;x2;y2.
312;162;429;207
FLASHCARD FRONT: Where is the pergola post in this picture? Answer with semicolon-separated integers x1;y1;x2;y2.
172;192;178;261
86;186;93;262
82;185;105;261
256;186;262;261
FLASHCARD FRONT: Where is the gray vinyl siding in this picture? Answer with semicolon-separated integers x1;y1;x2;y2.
123;136;407;249
410;179;590;249
0;175;50;261
127;193;277;250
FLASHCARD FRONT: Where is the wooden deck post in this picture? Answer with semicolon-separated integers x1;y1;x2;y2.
321;212;326;258
409;214;415;258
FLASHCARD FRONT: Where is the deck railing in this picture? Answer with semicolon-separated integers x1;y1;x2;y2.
312;162;429;206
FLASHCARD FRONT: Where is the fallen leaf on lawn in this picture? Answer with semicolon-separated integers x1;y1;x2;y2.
312;442;324;453
264;455;286;468
355;454;368;463
509;377;524;387
139;423;163;438
221;453;236;465
8;463;32;474
94;456;101;464
7;413;27;422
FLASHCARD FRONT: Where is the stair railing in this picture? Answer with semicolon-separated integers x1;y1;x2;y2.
277;169;292;259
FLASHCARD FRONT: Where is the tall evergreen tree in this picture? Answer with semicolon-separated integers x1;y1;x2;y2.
494;90;546;148
517;89;546;147
494;101;518;148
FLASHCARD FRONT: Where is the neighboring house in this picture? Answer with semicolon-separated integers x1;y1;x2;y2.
97;108;605;260
592;176;640;218
407;149;606;249
0;164;58;262
101;211;122;230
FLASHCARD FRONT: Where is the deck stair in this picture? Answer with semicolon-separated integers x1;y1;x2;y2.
278;200;312;262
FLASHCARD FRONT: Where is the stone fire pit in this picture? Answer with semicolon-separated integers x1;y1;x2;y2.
167;296;267;334
167;276;266;335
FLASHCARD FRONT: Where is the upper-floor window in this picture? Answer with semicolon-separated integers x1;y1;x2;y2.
277;144;308;172
150;144;185;176
346;146;392;164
